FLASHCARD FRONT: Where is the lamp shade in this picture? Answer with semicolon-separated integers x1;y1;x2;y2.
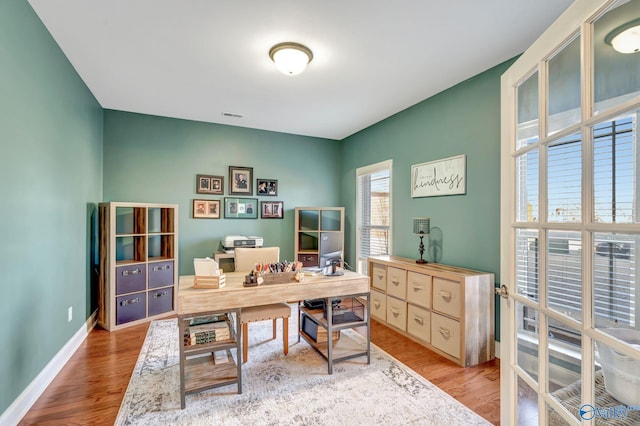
413;217;430;235
606;19;640;54
269;42;313;75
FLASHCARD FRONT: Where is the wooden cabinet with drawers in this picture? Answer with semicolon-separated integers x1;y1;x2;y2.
98;202;179;331
368;255;494;367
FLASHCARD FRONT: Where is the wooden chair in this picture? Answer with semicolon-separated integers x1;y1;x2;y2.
234;247;291;363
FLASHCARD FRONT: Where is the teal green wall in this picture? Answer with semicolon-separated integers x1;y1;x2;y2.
103;111;341;275
340;59;514;282
0;0;103;415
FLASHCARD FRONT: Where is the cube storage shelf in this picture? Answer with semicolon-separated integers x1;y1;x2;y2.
294;207;344;268
98;202;178;331
178;310;242;409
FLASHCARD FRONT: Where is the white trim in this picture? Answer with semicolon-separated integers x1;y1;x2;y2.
356;159;393;274
356;159;392;177
0;311;97;425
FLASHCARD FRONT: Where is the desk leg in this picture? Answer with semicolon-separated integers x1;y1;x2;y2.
326;297;333;375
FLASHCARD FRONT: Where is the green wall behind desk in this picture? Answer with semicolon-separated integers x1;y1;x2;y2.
103;111;341;275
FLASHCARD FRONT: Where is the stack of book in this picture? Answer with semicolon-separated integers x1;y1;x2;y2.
184;316;231;346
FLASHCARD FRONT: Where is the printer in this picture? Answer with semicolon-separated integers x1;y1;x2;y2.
221;235;264;253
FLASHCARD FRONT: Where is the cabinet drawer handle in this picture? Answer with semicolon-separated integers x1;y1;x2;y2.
374;300;381;308
439;290;454;300
439;327;451;339
413;315;424;325
153;291;169;298
119;297;141;306
153;265;171;272
376;274;384;280
391;307;400;317
391;278;400;285
411;285;424;291
122;269;141;276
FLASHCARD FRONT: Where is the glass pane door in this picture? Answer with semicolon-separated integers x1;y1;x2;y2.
502;1;640;424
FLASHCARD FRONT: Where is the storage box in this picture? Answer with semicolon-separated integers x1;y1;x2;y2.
115;264;146;295
323;297;364;324
148;260;174;288
194;270;226;288
115;291;146;325
301;313;340;343
148;287;173;316
596;328;640;406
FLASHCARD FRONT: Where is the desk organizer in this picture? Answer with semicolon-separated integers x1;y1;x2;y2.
260;271;300;284
193;270;226;288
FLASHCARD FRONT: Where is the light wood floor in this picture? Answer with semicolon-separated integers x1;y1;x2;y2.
19;317;500;425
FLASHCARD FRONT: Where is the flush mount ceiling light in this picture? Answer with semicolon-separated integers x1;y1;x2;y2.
269;42;313;75
605;18;640;54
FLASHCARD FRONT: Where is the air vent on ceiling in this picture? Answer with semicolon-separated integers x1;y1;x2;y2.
222;112;243;118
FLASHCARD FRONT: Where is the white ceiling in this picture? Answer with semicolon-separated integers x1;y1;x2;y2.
28;0;573;140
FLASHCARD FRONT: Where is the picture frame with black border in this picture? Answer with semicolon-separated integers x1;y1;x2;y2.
193;199;221;219
229;166;253;195
256;178;278;196
196;174;224;195
261;201;284;219
224;197;258;219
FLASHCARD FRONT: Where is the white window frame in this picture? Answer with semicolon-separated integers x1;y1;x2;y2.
356;159;392;274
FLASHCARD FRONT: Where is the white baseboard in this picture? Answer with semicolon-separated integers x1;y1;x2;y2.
0;310;97;426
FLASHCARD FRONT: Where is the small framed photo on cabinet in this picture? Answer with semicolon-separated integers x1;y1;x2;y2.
196;174;224;195
257;178;278;196
193;199;220;219
261;201;284;219
229;166;253;195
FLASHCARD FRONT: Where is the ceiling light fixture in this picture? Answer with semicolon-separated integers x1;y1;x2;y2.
269;42;313;75
605;18;640;54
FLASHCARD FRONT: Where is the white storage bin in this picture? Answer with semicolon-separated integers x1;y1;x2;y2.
596;328;640;406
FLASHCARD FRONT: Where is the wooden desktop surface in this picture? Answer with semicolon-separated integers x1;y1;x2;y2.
178;270;370;315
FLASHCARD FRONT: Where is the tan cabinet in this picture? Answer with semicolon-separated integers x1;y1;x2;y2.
386;296;407;331
386;267;407;299
368;255;494;367
370;288;386;321
98;202;178;331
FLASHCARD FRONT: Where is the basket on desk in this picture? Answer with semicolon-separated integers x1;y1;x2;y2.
259;271;298;284
194;270;226;288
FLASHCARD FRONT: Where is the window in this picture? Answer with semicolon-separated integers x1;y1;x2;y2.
356;160;392;274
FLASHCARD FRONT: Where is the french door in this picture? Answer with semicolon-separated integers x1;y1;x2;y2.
500;0;640;424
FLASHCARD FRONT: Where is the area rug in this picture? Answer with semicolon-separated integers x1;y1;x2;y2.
116;307;490;425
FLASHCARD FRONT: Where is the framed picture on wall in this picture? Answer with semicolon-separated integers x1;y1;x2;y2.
193;199;221;219
257;178;278;196
261;201;284;219
229;166;253;195
196;174;224;195
224;197;258;219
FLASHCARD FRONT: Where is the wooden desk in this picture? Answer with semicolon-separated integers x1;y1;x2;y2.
178;271;370;382
178;271;370;314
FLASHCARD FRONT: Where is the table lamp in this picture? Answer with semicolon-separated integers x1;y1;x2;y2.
413;217;430;264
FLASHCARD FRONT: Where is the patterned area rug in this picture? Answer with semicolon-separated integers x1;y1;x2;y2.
116;306;490;425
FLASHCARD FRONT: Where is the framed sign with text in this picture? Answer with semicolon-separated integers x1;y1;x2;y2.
411;155;466;198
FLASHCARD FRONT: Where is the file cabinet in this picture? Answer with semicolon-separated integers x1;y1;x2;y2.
368;255;494;367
